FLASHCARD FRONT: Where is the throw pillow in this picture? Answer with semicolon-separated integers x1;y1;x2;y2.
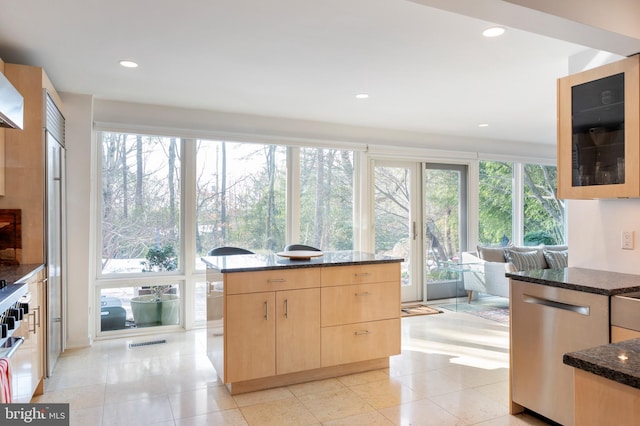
477;245;507;262
543;249;568;269
543;244;568;252
505;249;547;271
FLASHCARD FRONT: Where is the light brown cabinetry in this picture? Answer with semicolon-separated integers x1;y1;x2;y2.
558;55;640;199
1;64;63;264
224;269;321;384
13;267;46;403
574;369;640;426
611;325;640;342
320;263;401;367
209;260;401;394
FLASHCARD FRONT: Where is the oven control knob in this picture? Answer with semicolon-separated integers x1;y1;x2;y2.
0;324;6;338
19;302;29;314
8;308;23;321
0;280;5;289
3;316;15;330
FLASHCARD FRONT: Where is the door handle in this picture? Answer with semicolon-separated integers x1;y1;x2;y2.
523;294;590;315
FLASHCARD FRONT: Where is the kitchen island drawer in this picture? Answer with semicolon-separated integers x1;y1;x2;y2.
321;318;400;367
321;281;400;327
225;268;320;294
321;262;400;286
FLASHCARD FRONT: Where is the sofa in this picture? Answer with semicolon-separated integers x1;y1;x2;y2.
461;244;568;302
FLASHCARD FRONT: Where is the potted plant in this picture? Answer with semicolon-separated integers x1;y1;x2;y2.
130;244;180;327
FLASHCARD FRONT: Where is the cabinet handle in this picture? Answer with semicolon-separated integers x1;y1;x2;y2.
355;330;370;336
33;306;41;328
267;278;286;283
354;292;371;297
354;273;370;277
28;312;37;334
264;301;269;320
284;299;288;319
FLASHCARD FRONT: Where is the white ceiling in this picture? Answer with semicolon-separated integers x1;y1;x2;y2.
0;0;632;145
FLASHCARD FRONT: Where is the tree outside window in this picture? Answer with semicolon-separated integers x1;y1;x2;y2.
101;132;181;274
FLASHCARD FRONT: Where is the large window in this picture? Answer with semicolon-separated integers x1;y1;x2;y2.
523;164;565;245
479;161;513;246
299;148;354;250
101;133;181;274
479;160;565;247
97;131;357;334
195;140;287;266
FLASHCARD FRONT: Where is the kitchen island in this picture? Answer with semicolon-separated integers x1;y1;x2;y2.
564;338;640;425
507;267;640;426
202;251;403;394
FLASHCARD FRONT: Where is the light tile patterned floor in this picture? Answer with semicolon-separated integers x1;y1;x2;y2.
33;305;552;425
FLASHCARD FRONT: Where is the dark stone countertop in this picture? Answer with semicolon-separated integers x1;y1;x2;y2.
0;263;45;284
564;338;640;390
202;250;403;273
0;263;45;314
506;267;640;296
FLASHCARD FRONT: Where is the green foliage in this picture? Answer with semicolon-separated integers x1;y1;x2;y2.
524;231;557;245
141;244;178;272
479;161;513;245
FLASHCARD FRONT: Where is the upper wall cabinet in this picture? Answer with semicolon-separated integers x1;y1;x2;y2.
558;55;640;199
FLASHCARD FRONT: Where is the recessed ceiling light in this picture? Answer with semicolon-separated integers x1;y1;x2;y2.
478;123;489;128
355;93;369;99
119;60;138;68
482;27;505;38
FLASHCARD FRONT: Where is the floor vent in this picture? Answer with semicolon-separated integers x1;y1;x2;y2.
129;339;167;348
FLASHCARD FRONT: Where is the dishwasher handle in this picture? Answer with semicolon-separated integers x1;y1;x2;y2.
523;294;590;316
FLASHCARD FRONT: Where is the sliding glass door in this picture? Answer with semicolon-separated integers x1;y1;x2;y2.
373;162;421;302
424;163;468;302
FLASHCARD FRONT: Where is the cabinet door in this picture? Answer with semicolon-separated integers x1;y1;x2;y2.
321;318;400;367
30;272;45;395
321;281;400;327
226;292;275;382
558;55;640;199
276;288;320;374
13;271;45;402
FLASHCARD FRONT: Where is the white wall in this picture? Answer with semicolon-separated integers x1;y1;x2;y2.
60;92;94;349
568;199;640;274
93;99;557;160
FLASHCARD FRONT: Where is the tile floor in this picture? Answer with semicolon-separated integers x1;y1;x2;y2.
33;304;551;425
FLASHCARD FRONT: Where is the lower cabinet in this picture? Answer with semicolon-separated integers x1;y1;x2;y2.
13;268;45;403
214;261;400;393
321;318;400;367
225;287;320;383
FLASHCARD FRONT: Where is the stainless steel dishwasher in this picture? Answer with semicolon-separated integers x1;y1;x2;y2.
511;279;609;426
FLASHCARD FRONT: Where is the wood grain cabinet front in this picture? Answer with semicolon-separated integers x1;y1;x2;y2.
320;263;401;367
321;318;400;367
12;268;46;403
224;270;321;383
558;55;640;199
212;260;401;394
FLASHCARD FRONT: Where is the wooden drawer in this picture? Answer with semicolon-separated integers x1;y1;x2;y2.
321;318;400;367
225;268;321;294
321;263;400;287
321;281;399;327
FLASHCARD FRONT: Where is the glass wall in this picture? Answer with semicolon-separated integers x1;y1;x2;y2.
195;140;287;268
523;164;565;245
478;161;513;246
101;133;181;274
479;160;565;248
298;148;354;250
97;131;356;334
